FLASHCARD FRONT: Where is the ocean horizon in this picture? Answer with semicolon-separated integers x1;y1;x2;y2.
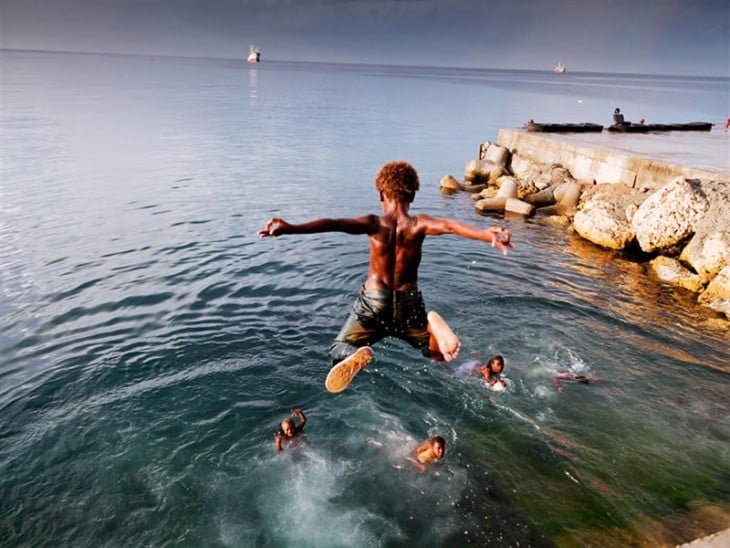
5;47;730;81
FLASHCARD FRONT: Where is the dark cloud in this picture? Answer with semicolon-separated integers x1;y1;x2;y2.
1;0;728;75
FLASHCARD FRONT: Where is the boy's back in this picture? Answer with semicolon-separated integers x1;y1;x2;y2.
364;207;426;291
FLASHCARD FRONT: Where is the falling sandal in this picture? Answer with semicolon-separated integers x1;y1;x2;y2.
325;346;373;393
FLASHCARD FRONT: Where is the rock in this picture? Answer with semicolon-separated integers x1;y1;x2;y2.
482;143;510;168
489;166;507;183
465;159;498;184
551;181;584;216
475;197;508;212
572;183;645;250
496;177;519;198
505;198;534;216
554;181;582;208
478;187;499;199
463;183;489;193
632;178;710;254
679;181;730;279
549;165;575;186
524;186;556;206
440;175;463;192
648;256;704;292
697;266;730;318
508;153;535;180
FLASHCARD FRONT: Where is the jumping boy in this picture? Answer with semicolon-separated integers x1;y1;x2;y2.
258;160;514;393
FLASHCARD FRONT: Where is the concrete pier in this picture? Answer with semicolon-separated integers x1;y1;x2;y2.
495;128;729;189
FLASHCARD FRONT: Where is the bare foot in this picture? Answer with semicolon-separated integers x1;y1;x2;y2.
427;311;460;362
325;346;374;393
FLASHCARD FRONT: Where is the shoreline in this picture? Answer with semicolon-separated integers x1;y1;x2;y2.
441;128;730;319
448;127;730;546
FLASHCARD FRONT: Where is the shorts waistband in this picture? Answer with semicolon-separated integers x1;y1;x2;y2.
360;286;421;298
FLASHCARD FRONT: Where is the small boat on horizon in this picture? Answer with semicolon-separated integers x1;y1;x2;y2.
247;45;261;63
554;61;566;74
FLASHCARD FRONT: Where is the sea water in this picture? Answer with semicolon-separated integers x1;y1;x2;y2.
1;50;728;546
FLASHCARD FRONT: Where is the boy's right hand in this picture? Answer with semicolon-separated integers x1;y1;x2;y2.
258;218;288;238
489;227;514;255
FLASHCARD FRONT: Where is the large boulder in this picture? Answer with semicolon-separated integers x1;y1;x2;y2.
631;178;710;254
572;183;645;250
679;181;730;279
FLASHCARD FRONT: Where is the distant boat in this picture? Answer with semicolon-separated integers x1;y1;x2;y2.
247;45;261;63
554;61;566;74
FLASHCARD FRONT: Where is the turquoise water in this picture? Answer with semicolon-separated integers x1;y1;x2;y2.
1;51;728;546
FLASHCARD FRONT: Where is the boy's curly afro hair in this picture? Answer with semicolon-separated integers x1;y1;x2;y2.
375;161;419;203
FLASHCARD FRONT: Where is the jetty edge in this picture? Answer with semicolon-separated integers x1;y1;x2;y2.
439;127;730;320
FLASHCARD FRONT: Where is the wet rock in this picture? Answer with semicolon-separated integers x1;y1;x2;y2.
572;183;644;250
631;178;709;254
648;256;704;292
679;181;730;279
439;174;464;192
697;266;730;318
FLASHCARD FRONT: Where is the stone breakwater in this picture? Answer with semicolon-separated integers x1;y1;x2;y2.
440;129;730;319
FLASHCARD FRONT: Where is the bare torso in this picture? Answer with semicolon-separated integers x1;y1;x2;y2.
364;209;425;291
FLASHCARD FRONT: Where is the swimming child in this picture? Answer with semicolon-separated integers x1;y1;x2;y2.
258;161;514;393
476;354;506;390
409;435;446;473
274;408;307;451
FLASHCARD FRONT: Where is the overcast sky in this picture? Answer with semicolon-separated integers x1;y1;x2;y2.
1;0;728;76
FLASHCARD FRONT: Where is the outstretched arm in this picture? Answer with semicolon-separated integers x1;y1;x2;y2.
418;215;514;255
258;215;378;238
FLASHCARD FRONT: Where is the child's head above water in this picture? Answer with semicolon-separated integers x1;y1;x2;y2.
280;418;296;437
486;355;504;374
429;435;446;458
